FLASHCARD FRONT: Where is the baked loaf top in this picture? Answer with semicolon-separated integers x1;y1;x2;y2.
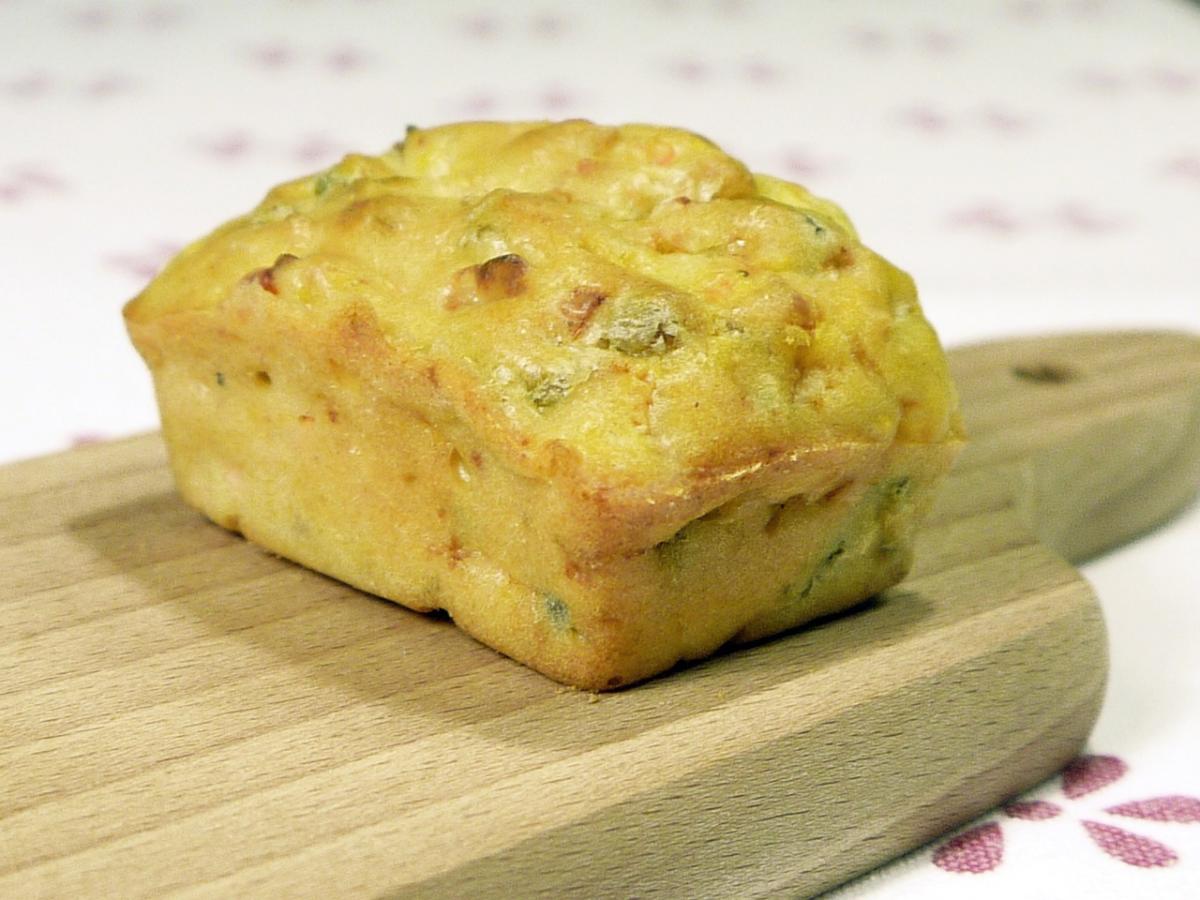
129;120;959;495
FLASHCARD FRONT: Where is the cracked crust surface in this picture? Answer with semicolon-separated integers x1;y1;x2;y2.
125;120;963;689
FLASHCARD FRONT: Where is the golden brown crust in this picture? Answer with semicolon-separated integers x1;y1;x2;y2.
125;120;963;689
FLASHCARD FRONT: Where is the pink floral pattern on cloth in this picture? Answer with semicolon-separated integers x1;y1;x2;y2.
933;755;1200;874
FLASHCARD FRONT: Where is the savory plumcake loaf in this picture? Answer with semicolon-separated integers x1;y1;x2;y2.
124;120;963;690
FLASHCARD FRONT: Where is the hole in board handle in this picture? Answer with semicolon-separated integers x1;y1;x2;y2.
1011;363;1077;385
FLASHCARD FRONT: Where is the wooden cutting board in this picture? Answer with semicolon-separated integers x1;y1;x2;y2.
2;331;1199;898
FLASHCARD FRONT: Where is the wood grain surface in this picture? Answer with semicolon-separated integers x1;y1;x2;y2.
2;331;1199;899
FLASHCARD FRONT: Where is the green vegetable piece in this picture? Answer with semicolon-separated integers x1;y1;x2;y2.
314;169;356;197
314;172;335;196
823;540;846;565
543;594;571;630
877;475;912;556
528;372;572;408
783;539;847;604
597;299;680;356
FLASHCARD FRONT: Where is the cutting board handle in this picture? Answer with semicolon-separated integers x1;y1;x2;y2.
947;330;1200;563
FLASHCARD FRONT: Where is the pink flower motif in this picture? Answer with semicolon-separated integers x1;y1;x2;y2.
141;4;183;30
1107;796;1200;823
1082;821;1177;867
896;105;951;134
0;165;68;205
70;433;107;448
947;203;1022;234
779;147;839;181
459;92;498;116
326;46;369;73
11;165;67;192
669;58;710;83
82;73;137;100
246;43;294;69
1054;202;1124;235
4;71;53;99
71;4;115;30
846;25;890;53
460;14;499;40
933;822;1003;873
1163;154;1200;182
1004;800;1062;820
917;28;959;56
531;13;567;38
194;131;253;161
981;104;1034;135
934;754;1200;876
293;135;346;166
1063;754;1129;797
1147;65;1197;93
743;60;781;84
538;85;575;113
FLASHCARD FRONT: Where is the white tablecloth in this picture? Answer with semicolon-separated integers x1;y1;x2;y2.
3;1;1199;895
